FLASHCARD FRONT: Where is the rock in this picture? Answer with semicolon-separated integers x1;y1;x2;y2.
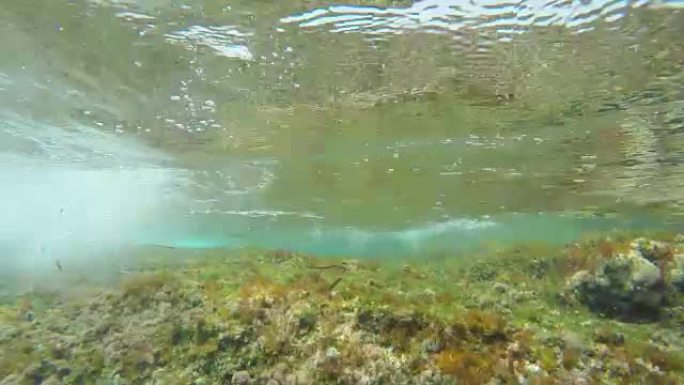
420;339;444;354
23;362;47;384
493;282;509;293
525;363;542;375
270;363;288;383
631;238;671;264
51;343;68;360
561;331;586;351
593;329;625;346
356;309;426;337
56;366;72;378
468;262;498;281
289;371;312;385
671;269;684;291
633;258;661;287
266;380;280;385
218;328;253;351
420;339;443;354
325;347;340;361
671;254;684;292
571;374;590;385
568;270;592;289
568;249;667;321
283;374;298;385
188;294;203;308
297;311;317;335
40;376;61;385
231;370;251;385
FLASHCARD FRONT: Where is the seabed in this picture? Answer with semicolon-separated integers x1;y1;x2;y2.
1;231;684;385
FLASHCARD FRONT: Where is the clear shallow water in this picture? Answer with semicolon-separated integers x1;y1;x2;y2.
1;0;684;271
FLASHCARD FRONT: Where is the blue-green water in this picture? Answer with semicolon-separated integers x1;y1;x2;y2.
141;212;673;257
1;0;684;273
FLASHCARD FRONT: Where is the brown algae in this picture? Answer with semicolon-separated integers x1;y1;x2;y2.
1;234;683;384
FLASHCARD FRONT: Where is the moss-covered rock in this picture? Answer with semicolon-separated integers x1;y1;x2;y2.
568;237;683;321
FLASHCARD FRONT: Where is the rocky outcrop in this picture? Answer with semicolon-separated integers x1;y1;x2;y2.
568;238;682;321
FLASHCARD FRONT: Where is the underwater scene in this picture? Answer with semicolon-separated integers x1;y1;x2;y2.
1;0;684;383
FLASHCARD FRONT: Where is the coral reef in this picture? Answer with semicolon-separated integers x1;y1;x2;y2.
0;234;683;384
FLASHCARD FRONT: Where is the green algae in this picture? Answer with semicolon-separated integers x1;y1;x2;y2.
1;233;683;384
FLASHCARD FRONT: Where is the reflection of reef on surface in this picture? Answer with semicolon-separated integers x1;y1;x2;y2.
1;233;684;385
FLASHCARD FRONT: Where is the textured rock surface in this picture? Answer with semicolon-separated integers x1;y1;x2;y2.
568;238;683;321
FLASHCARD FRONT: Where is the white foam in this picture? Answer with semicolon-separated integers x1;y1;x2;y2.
0;115;186;274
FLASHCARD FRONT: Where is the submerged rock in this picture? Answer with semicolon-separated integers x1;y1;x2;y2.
631;238;672;264
421;339;444;354
231;370;251;385
324;347;340;361
568;240;676;321
671;254;684;292
593;329;625;346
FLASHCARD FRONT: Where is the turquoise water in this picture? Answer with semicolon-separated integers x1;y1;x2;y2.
140;212;671;257
1;0;684;272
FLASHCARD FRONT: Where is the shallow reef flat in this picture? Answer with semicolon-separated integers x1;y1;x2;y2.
1;232;684;385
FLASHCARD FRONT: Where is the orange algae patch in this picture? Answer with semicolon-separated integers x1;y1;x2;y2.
435;349;496;384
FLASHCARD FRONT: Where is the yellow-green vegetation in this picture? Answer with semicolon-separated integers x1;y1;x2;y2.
1;233;683;384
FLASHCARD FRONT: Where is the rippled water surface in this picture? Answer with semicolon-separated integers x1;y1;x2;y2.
2;0;684;270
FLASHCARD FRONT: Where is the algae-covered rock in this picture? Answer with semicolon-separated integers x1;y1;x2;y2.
568;240;676;321
231;370;251;385
631;238;672;264
671;254;684;292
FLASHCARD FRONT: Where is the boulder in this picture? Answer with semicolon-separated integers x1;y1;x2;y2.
568;247;666;321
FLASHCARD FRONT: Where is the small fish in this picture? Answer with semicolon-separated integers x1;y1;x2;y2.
55;259;63;272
